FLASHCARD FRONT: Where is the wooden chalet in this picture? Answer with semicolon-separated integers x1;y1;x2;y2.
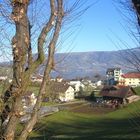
100;86;137;105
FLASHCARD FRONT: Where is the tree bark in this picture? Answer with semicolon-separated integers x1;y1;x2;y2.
2;1;30;140
1;0;64;140
18;0;64;139
132;0;140;26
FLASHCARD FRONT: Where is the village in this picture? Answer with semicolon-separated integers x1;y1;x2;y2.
0;0;140;139
1;67;140;124
29;67;140;106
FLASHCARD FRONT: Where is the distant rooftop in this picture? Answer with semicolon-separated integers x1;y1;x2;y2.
122;72;140;78
107;68;121;71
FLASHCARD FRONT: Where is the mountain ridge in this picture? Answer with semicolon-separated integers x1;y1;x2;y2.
49;47;140;79
1;48;140;79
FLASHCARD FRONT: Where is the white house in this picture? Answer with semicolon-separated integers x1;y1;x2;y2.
0;76;7;81
95;80;103;86
22;91;37;110
55;76;63;82
119;72;140;87
106;68;122;85
69;80;85;92
49;82;75;102
59;86;75;102
31;74;43;82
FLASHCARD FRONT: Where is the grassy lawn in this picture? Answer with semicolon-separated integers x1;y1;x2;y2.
0;82;40;94
1;83;140;139
0;84;5;94
134;86;140;95
28;101;140;140
27;85;40;95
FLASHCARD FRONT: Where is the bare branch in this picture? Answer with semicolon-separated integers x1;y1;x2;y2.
18;0;64;139
37;0;56;63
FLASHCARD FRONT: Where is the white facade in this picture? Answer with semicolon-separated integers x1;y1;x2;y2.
114;69;122;81
120;77;140;87
0;76;7;81
96;80;102;86
59;86;75;102
22;93;37;109
69;81;85;92
106;68;122;81
31;75;43;82
125;78;140;87
56;77;63;82
30;93;37;106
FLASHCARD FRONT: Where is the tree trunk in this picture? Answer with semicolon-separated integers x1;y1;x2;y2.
2;1;30;140
18;0;64;139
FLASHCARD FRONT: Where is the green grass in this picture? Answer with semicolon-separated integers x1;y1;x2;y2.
0;81;11;95
29;101;140;140
134;86;140;95
0;66;12;77
27;85;40;95
0;84;5;94
41;101;57;106
0;84;40;97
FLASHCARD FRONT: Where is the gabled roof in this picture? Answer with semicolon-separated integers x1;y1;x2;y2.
122;72;140;78
100;86;136;98
50;82;73;93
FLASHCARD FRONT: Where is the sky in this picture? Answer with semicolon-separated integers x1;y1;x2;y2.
58;0;138;53
0;0;138;62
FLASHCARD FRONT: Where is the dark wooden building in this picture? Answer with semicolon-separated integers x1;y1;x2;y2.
100;86;136;104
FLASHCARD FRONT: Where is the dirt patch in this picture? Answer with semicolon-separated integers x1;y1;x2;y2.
70;104;115;115
59;101;116;115
60;102;84;108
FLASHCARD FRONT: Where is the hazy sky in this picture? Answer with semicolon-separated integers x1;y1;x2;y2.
0;0;138;62
58;0;138;53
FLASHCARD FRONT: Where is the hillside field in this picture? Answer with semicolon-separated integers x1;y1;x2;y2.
29;100;140;140
1;84;140;140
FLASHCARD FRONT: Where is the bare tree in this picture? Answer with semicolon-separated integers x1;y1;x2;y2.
108;0;140;72
132;0;140;26
122;0;140;71
0;0;91;140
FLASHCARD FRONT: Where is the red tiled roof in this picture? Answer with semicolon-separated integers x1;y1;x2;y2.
122;72;140;78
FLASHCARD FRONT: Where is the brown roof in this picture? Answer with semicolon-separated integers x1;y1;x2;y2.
122;72;140;78
49;82;71;93
100;86;136;98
